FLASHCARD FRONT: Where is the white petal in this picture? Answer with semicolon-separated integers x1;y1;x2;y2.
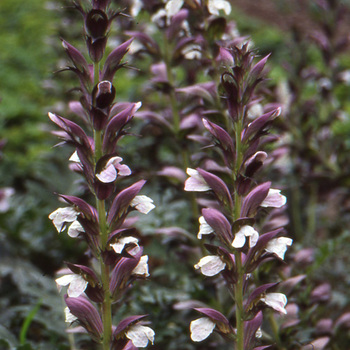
265;237;293;260
232;231;246;248
116;163;131;176
194;255;226;276
49;207;78;232
165;0;184;18
96;163;118;183
67;275;88;298
208;0;231;16
261;293;287;314
56;274;76;288
131;195;155;214
190;317;216;342
68;220;84;238
132;255;150;277
69;151;80;163
198;216;214;239
110;236;139;254
126;324;155;348
184;168;210;192
261;189;287;208
65;307;78;323
56;274;87;297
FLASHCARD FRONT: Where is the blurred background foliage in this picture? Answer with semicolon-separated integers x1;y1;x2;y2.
0;0;349;349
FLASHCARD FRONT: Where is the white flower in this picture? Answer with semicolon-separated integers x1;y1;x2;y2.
165;0;184;17
265;237;293;260
131;195;155;214
132;255;150;277
67;220;84;238
232;225;259;248
194;255;226;276
131;0;143;17
261;189;287;208
0;187;14;212
184;168;210;192
126;324;155;348
261;293;288;314
190;317;216;342
64;307;77;323
56;274;88;298
69;151;80;163
208;0;231;16
110;236;139;254
256;327;262;338
49;207;79;232
182;44;202;60
96;156;131;183
198;216;214;239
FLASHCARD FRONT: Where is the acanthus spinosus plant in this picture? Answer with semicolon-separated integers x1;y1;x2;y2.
48;0;155;349
184;44;293;349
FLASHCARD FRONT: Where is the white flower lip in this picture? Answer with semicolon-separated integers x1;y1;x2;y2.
208;0;231;16
232;225;259;248
64;307;78;323
67;220;84;238
261;189;287;208
49;207;78;232
131;195;155;214
110;236;139;254
194;255;226;276
190;317;216;342
265;237;293;260
261;292;288;314
126;324;155;347
96;156;131;183
198;216;214;239
132;255;150;277
56;274;88;298
184;168;210;192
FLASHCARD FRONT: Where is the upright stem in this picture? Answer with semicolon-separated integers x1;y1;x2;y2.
93;61;113;350
234;253;244;350
233;116;244;350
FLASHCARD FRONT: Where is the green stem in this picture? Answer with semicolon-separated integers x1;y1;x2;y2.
232;112;245;350
268;312;286;350
93;61;112;350
234;253;244;350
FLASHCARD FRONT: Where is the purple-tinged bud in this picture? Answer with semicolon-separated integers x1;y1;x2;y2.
93;80;116;109
300;337;330;350
249;54;270;80
197;168;233;209
241;182;271;217
107;180;146;230
65;296;103;342
244;311;263;350
61;39;89;73
244;151;268;178
90;107;108;131
242;108;281;143
310;283;331;304
85;9;109;40
316;318;333;336
48;113;91;150
101;38;133;82
202;208;232;245
103;102;141;153
87;36;108;63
